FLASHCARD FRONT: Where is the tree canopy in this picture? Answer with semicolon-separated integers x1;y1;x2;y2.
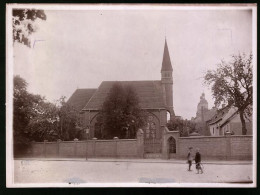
12;9;47;47
57;96;80;141
100;82;146;139
13;75;44;154
166;118;196;137
13;75;80;155
204;53;253;135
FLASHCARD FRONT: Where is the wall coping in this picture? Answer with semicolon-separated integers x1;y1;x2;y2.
179;135;253;139
31;139;137;144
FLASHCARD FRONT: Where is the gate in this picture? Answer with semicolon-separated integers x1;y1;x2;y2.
144;138;162;153
143;116;162;154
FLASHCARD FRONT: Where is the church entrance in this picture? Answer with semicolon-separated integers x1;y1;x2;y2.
143;116;162;157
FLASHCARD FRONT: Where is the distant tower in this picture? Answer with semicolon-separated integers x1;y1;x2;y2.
161;38;175;117
196;93;209;118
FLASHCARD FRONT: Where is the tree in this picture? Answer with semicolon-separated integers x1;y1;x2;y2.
166;118;195;137
101;82;146;139
12;9;46;47
14;75;80;146
204;53;253;135
57;96;79;141
13;75;43;154
26;100;60;142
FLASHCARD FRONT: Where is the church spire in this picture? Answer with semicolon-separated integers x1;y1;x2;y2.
161;38;173;72
160;38;174;118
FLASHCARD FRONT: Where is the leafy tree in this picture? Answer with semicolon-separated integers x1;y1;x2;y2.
13;75;43;154
57;96;79;141
26;101;60;142
204;53;253;135
101;82;146;139
12;9;46;47
166;118;195;137
14;75;80;146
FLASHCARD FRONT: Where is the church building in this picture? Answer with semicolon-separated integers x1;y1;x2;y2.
191;93;217;135
67;39;175;151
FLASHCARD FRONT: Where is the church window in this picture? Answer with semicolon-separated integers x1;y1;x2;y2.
167;111;171;122
145;116;156;139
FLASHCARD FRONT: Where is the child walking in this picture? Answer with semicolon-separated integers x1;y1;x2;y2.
187;147;193;171
195;148;203;174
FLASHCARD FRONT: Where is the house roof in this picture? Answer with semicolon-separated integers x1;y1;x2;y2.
67;88;97;112
220;108;239;127
83;80;166;110
207;106;230;125
161;39;173;72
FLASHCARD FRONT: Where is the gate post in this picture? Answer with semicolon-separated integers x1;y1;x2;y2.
136;129;144;158
162;126;180;159
162;127;168;159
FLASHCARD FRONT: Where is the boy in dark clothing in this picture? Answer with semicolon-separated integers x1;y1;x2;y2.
187;147;193;171
195;148;203;174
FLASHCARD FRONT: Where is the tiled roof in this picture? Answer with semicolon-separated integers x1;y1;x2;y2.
208;106;230;125
67;88;97;112
161;39;173;72
83;80;166;110
220;107;239;127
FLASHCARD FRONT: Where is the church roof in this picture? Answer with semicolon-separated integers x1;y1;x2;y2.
67;88;97;112
161;39;173;72
83;80;166;110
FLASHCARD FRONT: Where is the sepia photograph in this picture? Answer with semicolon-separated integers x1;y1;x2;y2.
6;4;257;187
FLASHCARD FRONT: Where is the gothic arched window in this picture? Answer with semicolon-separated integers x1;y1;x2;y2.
145;116;156;139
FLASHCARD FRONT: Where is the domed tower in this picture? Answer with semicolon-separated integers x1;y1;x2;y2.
196;93;209;118
161;39;175;118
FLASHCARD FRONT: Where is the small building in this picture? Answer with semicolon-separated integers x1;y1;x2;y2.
207;106;230;136
207;106;252;136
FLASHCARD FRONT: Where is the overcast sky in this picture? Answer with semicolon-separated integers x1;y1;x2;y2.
13;6;253;119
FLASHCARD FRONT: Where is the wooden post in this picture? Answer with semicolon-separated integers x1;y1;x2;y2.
57;139;61;157
85;140;88;160
114;137;119;158
74;138;78;157
44;140;48;158
92;138;97;157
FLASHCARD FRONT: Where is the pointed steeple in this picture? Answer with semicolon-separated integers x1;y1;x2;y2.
161;39;173;72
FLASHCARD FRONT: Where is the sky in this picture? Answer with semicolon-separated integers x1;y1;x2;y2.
12;6;253;119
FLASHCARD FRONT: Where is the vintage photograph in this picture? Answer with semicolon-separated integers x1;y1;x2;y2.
6;4;257;187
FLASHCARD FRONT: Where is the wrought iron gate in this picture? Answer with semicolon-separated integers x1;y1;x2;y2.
143;116;162;153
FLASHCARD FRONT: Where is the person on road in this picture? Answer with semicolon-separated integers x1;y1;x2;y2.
195;148;203;174
187;147;193;171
